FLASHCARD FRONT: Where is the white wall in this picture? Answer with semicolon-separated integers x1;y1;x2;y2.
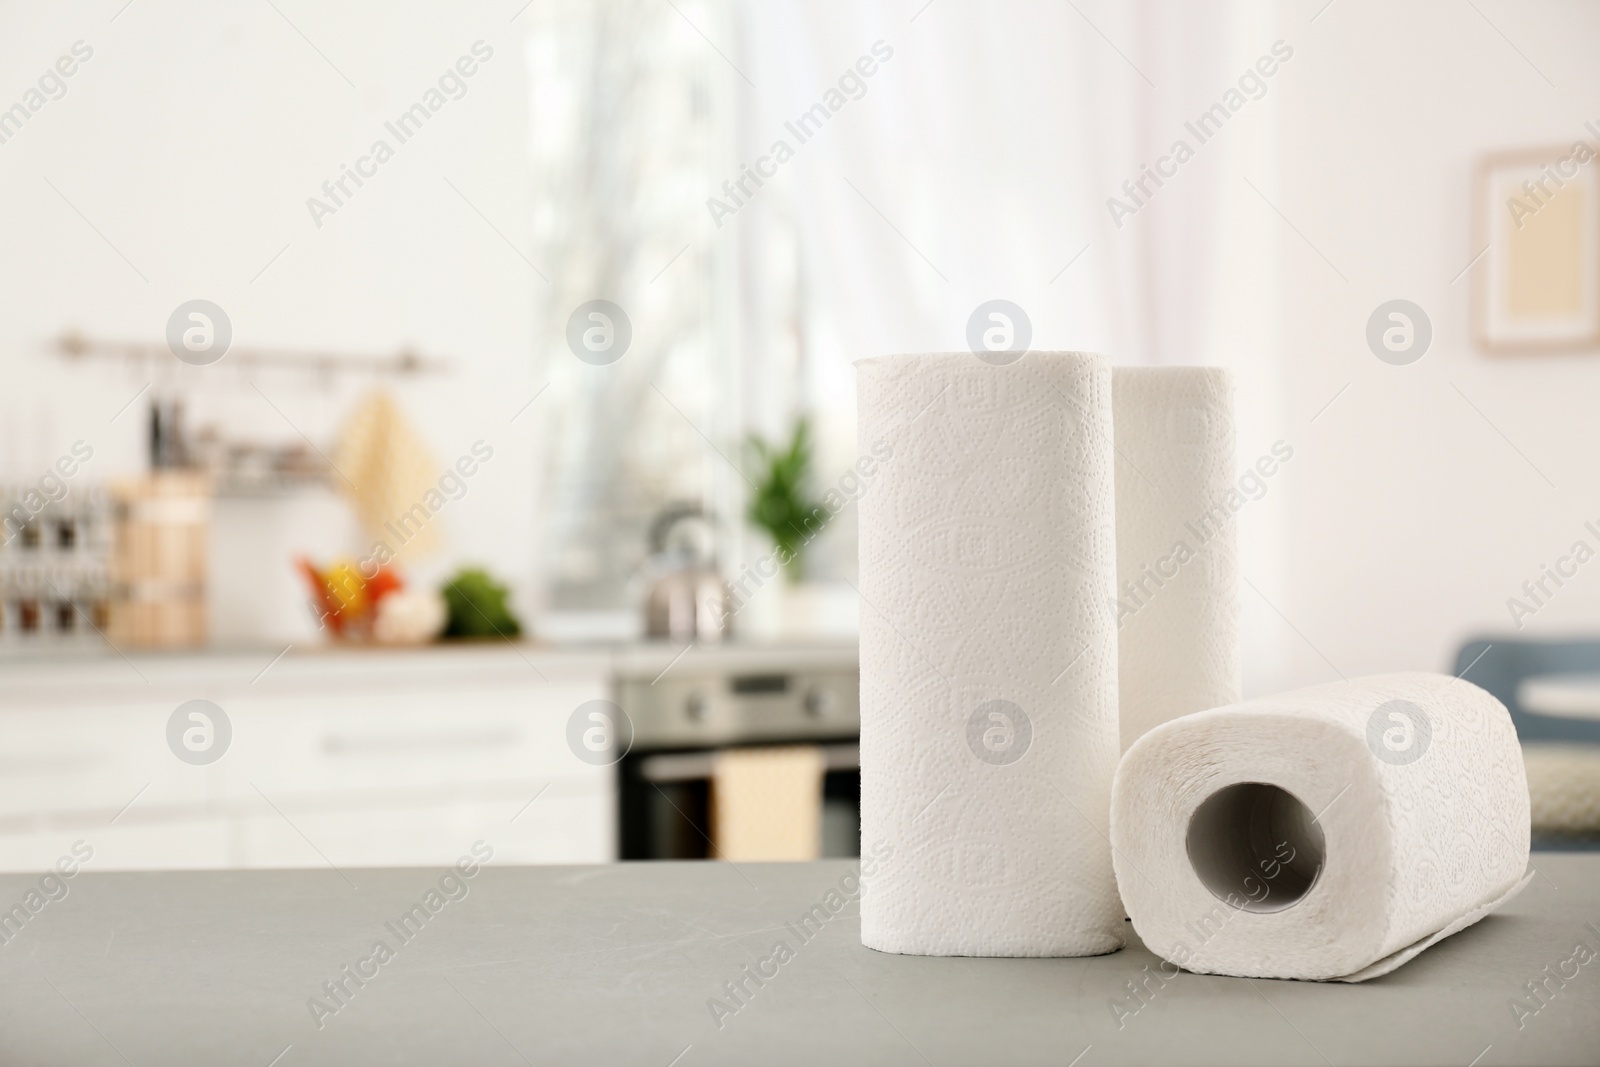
0;1;540;642
1269;0;1600;690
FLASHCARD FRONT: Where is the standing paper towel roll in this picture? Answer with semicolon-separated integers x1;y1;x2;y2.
1110;672;1531;981
856;352;1123;957
1113;366;1240;751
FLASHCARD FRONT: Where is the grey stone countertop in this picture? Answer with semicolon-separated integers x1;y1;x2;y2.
0;854;1595;1066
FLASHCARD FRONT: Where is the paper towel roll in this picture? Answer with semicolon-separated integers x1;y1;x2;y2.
1111;672;1531;981
856;351;1123;957
1113;366;1240;751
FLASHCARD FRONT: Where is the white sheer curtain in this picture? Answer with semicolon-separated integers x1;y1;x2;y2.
733;0;1287;677
736;0;1282;386
523;0;1288;673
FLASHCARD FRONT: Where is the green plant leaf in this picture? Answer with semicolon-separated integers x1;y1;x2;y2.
744;418;829;574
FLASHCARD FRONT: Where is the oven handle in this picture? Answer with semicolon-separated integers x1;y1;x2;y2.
636;742;858;783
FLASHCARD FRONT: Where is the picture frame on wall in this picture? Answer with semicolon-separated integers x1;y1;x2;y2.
1474;141;1600;352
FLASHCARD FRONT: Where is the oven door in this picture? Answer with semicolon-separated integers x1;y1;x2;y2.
619;742;859;859
614;658;860;860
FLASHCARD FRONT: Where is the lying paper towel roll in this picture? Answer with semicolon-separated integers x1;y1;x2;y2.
1113;367;1240;751
856;351;1123;957
1111;672;1531;981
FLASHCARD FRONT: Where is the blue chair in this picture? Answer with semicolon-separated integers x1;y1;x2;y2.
1453;638;1600;744
1455;638;1600;851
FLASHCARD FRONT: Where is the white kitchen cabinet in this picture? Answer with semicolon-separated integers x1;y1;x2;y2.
0;645;615;871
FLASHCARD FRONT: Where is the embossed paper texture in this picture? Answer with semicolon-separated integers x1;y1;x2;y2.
1111;672;1531;980
856;352;1123;957
1112;366;1242;751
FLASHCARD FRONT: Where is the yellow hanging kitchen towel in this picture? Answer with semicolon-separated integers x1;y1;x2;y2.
334;388;442;560
711;745;825;861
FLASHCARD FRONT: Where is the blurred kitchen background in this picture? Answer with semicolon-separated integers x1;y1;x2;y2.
1;0;1598;870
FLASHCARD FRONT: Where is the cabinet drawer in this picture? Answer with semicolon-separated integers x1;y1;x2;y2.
0;704;212;819
217;678;609;800
232;784;613;868
0;818;237;873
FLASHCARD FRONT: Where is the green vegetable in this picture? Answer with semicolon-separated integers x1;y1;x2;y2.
440;566;522;639
745;418;829;581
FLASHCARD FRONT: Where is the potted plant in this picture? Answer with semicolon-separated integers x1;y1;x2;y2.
742;419;857;639
744;418;829;582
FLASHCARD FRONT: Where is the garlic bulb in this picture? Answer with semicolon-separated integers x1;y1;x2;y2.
373;589;447;645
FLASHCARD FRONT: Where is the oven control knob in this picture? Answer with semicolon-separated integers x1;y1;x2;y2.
686;692;708;721
803;687;833;717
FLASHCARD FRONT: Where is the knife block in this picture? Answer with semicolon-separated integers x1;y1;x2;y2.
107;471;210;648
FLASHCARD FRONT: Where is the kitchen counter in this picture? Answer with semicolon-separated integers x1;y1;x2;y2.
0;638;861;874
1;856;1595;1066
0;638;858;697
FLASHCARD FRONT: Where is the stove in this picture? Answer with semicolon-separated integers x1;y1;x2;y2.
612;642;860;859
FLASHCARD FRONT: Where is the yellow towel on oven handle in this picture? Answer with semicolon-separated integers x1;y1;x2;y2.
711;745;825;862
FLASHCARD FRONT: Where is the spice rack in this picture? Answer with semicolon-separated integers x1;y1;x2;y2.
0;483;113;643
